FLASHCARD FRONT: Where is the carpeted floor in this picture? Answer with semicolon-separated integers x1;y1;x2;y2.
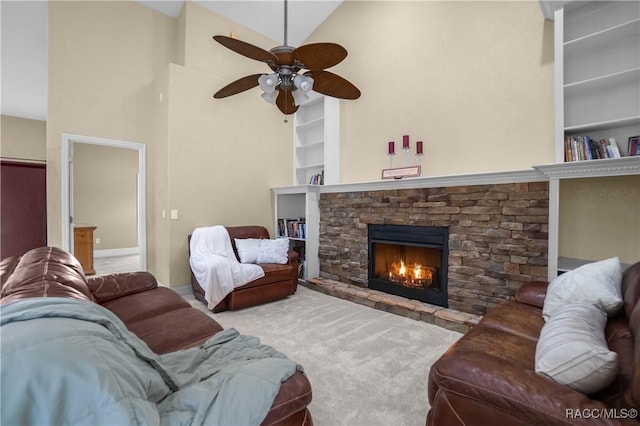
183;285;462;426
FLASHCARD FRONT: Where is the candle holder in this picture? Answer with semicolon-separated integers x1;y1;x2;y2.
382;136;424;179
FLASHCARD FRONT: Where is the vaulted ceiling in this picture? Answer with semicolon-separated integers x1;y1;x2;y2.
0;1;342;121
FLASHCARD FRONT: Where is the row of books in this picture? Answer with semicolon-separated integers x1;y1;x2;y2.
564;135;640;162
277;218;306;239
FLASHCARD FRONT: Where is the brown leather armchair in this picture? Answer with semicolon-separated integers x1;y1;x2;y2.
188;225;299;313
427;261;640;425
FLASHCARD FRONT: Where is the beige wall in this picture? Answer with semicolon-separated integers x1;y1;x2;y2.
559;176;640;265
48;1;294;285
47;0;176;252
73;143;138;250
308;1;555;181
1;115;47;161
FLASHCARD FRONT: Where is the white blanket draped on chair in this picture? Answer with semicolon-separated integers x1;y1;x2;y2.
189;225;264;309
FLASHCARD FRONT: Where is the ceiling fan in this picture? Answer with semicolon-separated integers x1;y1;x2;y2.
212;0;361;115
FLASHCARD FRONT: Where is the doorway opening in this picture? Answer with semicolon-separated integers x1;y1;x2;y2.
61;133;147;274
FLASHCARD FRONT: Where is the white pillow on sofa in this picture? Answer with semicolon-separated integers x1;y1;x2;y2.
542;257;623;321
535;302;618;394
256;238;289;264
234;238;261;264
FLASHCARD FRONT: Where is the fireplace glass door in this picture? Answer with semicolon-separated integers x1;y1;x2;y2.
368;224;448;307
373;243;441;292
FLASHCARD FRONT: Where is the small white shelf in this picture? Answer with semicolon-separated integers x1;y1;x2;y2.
564;116;640;133
296;140;324;150
564;67;640;92
564;18;640;52
297;162;324;171
295;117;324;131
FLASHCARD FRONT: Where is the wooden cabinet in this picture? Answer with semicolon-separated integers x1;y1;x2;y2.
74;226;97;275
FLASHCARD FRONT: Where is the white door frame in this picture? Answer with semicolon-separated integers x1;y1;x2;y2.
61;133;147;271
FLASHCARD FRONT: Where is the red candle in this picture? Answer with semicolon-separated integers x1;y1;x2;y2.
403;135;409;149
388;141;395;154
417;141;423;155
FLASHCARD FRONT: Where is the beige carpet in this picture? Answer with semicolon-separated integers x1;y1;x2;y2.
183;285;461;426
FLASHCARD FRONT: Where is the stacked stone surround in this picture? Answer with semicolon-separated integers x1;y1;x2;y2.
318;182;549;315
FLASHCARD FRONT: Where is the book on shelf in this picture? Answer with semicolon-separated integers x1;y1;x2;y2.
564;135;623;162
628;136;639;156
309;169;324;185
278;217;306;239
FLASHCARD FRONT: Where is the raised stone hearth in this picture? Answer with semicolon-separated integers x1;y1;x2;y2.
318;182;549;315
304;278;481;333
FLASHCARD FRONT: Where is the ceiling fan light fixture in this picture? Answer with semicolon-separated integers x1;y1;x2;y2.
294;74;314;92
261;90;279;105
292;74;314;105
258;73;279;93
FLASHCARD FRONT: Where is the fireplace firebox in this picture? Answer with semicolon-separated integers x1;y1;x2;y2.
368;224;448;307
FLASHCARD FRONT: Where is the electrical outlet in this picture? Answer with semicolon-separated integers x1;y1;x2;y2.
95;238;101;244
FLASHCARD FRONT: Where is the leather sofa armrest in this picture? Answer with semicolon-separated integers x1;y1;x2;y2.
87;271;158;304
287;249;299;263
515;280;548;308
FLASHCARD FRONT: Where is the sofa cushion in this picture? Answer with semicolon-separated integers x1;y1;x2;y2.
125;307;224;354
542;257;623;321
87;272;158;303
535;303;618;394
101;287;191;325
257;238;290;265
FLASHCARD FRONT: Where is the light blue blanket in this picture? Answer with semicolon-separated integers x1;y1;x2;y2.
0;297;301;425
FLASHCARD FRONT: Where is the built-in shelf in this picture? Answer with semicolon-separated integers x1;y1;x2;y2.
564;18;640;52
297;162;324;171
564;67;640;92
296;140;324;150
295;117;324;131
558;257;634;273
293;93;340;186
564;116;640;133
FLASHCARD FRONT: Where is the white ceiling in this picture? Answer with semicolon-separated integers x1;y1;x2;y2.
0;0;341;121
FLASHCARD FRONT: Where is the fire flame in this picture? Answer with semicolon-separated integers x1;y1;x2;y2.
388;259;432;284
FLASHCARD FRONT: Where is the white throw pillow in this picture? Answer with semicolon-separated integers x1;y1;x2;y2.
535;303;618;394
542;257;623;321
234;238;261;264
256;238;289;264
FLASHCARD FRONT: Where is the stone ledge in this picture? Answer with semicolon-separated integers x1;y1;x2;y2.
305;277;482;334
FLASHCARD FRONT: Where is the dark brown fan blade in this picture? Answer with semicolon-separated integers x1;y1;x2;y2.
276;90;298;115
293;43;347;70
213;74;262;99
304;70;361;100
213;35;278;64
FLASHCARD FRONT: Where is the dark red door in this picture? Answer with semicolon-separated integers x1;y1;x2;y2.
1;161;47;259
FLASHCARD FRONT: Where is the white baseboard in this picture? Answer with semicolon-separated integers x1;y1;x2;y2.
94;247;140;258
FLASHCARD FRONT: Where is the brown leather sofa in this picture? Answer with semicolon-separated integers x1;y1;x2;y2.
1;246;312;426
188;225;299;313
427;261;640;426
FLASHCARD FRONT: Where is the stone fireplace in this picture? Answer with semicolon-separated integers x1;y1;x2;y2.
368;224;448;307
318;182;549;315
